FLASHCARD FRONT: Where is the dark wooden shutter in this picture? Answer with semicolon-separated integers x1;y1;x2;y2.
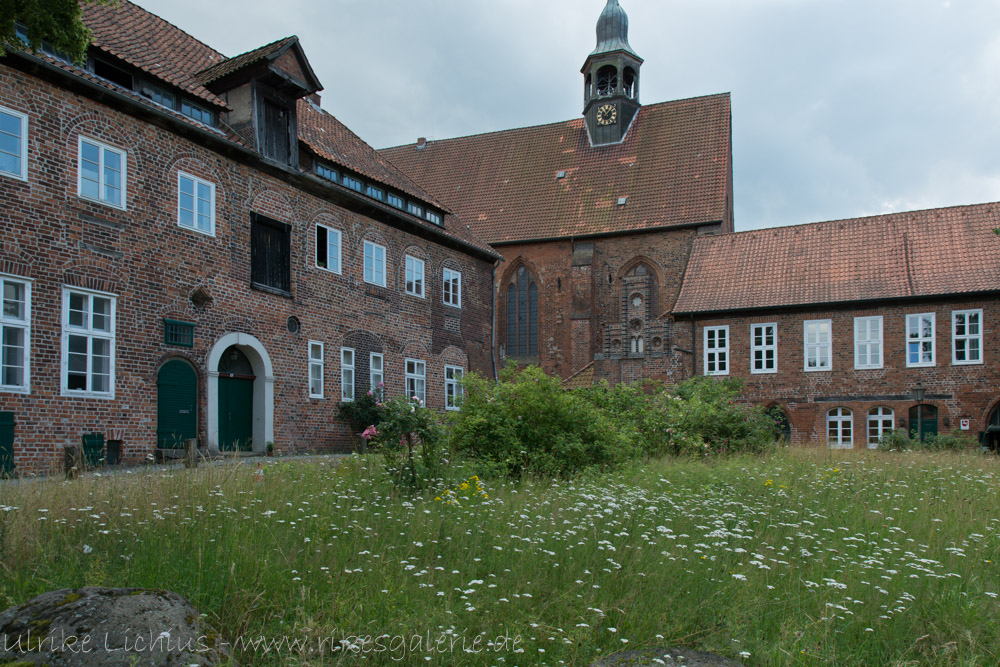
0;412;14;477
263;99;290;164
251;214;291;294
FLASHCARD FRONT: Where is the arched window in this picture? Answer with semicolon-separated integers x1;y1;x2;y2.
827;408;853;449
630;336;644;355
506;266;538;358
596;65;618;97
867;407;894;449
623;67;637;98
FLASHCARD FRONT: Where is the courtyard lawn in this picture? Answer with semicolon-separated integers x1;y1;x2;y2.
1;449;999;666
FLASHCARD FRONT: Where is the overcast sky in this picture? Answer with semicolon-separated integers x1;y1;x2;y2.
134;0;1000;232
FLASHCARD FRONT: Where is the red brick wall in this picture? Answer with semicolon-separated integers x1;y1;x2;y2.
691;299;1000;447
0;65;493;472
495;226;705;383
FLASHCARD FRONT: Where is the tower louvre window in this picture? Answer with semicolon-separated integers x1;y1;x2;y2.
596;65;618;97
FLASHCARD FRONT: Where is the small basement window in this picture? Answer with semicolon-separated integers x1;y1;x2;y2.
164;319;195;347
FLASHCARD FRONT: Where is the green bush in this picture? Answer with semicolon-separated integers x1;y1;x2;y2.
879;428;977;452
368;395;444;489
448;364;630;478
661;377;778;456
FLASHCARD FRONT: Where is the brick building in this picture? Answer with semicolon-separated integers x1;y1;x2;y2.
673;204;1000;448
383;0;1000;448
0;2;498;472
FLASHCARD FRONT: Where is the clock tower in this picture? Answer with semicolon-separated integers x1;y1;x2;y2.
582;0;643;146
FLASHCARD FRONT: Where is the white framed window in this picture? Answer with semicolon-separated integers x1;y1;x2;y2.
953;309;982;365
751;323;776;374
341;348;354;402
405;358;426;405
308;341;324;398
315;224;342;274
867;407;894;449
445;365;464;410
827;408;853;449
177;171;215;235
1;275;31;393
703;325;729;375
370;352;384;392
854;316;883;369
906;313;935;367
804;319;832;371
0;106;28;181
405;255;425;297
78;136;126;209
363;241;386;287
61;287;116;398
443;268;462;307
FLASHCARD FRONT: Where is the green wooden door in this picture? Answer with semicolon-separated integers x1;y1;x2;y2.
219;376;254;451
157;360;198;449
0;412;14;478
909;406;939;442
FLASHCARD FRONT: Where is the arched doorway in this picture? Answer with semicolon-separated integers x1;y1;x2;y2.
206;332;274;453
984;405;1000;452
908;404;938;442
156;359;198;449
218;347;255;451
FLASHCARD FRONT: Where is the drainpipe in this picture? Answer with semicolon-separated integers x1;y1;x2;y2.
491;260;499;381
690;315;697;377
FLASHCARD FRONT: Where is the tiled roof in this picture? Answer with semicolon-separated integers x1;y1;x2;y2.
197;36;297;84
57;1;493;256
82;0;228;108
562;362;595;389
673;202;1000;314
379;94;732;245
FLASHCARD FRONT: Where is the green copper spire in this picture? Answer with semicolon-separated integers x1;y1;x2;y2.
591;0;640;60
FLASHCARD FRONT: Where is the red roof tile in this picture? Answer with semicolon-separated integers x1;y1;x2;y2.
82;0;228;108
673;202;1000;314
379;94;732;244
197;36;296;84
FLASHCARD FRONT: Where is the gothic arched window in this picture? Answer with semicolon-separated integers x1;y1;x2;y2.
506;266;538;358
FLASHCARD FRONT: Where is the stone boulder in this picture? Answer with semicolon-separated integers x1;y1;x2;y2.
0;587;235;666
591;646;744;667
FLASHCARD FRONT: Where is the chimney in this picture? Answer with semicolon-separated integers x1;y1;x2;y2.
416;137;427;150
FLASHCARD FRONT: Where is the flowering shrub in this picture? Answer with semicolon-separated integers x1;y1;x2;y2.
368;395;444;489
337;384;385;434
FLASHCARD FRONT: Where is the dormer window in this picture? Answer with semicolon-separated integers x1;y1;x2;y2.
366;185;384;201
388;193;404;209
180;101;213;126
407;202;424;218
316;163;338;182
91;57;133;90
425;211;442;226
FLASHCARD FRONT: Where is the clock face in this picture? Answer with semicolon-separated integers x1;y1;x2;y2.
596;103;618;126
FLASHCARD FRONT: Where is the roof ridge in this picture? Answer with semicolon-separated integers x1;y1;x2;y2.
716;200;1000;241
380;91;732;150
112;0;225;61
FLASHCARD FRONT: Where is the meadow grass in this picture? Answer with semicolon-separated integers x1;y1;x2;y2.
0;449;998;665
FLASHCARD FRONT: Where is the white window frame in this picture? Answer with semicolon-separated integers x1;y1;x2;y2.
176;171;216;236
308;341;324;399
854;316;883;370
906;313;936;367
370;352;384;392
952;309;983;366
0;106;28;181
804;319;832;371
445;365;464;411
703;325;729;376
315;224;342;274
750;323;777;374
363;240;386;287
61;286;116;399
77;135;127;210
405;255;425;298
443;268;462;308
341;347;355;402
867;407;894;449
0;275;31;394
827;408;853;449
405;358;426;405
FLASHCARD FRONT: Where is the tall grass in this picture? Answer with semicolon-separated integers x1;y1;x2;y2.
1;450;998;665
